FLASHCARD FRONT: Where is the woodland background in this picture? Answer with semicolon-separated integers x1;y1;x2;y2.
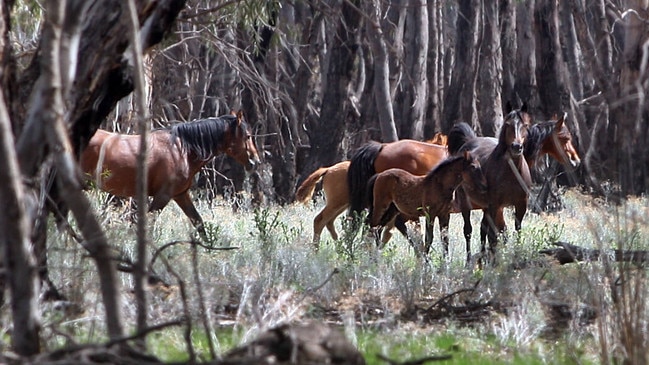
1;0;649;360
141;0;648;203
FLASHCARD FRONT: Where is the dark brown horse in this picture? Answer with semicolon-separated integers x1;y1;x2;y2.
448;111;581;263
80;111;261;233
448;106;533;263
368;152;485;257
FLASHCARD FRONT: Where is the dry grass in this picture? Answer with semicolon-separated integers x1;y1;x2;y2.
30;187;649;363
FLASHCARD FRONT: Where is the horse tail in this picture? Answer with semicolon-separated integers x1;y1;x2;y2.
295;166;329;203
348;141;382;215
447;122;476;155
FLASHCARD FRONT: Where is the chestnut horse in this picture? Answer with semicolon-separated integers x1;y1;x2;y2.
296;136;449;245
448;111;581;263
448;107;532;263
368;152;485;257
80;111;261;233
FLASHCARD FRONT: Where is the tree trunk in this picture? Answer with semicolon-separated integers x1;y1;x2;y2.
500;0;517;107
534;0;568;117
365;0;398;142
125;0;150;348
612;1;649;195
303;0;361;172
477;0;503;136
3;0;185;346
399;0;428;140
0;68;40;358
41;0;127;341
514;0;538;109
426;0;444;136
444;0;480;130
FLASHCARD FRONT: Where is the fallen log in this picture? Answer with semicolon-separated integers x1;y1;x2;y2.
540;241;649;265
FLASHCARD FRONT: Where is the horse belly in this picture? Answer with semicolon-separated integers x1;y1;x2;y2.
96;163;139;197
391;180;425;218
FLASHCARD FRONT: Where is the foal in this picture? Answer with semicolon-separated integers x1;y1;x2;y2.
367;151;485;257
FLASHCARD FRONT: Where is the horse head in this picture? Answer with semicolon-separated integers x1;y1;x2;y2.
501;104;531;158
461;151;487;194
227;110;261;171
550;113;581;169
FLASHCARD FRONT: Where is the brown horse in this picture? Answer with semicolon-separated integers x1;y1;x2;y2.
368;152;485;257
79;111;261;233
297;137;449;245
523;113;580;169
448;111;581;263
295;160;350;243
346;139;449;247
448;106;532;263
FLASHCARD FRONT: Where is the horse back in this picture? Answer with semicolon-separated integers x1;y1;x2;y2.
79;129;188;197
295;160;350;203
460;137;498;165
376;140;448;175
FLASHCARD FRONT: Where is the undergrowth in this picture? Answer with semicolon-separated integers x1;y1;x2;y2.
25;189;649;364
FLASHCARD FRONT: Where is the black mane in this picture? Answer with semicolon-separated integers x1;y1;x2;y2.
169;115;243;161
447;122;476;154
524;120;557;161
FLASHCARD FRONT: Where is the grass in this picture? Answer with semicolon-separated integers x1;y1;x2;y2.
24;188;649;363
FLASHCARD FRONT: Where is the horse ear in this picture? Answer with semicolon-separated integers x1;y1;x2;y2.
505;101;513;114
463;150;471;160
520;102;528;113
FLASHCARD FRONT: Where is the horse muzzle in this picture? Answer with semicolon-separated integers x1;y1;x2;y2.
510;142;524;157
569;156;581;168
245;156;261;171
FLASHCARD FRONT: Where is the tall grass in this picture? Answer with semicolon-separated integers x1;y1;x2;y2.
34;189;648;363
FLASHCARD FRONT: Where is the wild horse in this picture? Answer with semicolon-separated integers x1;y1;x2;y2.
80;111;261;234
448;110;581;263
367;152;486;257
296;136;448;246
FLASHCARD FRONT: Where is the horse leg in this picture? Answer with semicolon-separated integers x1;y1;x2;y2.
462;210;473;266
327;204;348;241
479;210;489;254
172;191;205;236
456;190;473;265
313;210;327;244
514;200;527;232
484;207;506;265
493;207;507;245
379;223;393;249
313;203;346;247
393;214;408;241
149;192;172;212
436;214;450;258
479;209;494;266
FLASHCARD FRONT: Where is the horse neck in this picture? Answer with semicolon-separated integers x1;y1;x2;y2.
508;154;532;187
426;160;464;196
186;150;214;173
524;122;554;168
